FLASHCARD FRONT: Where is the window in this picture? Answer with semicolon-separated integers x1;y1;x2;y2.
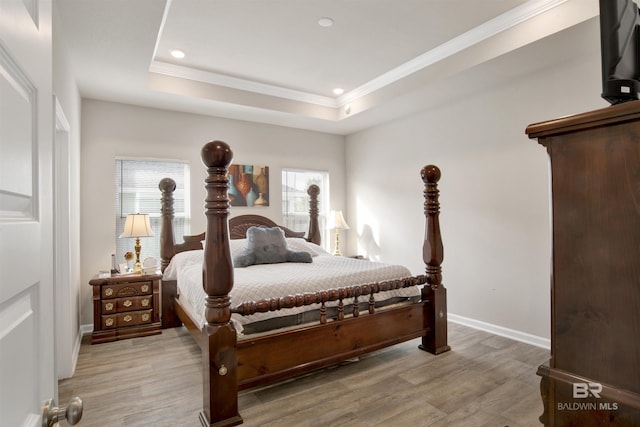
281;169;329;250
115;159;190;264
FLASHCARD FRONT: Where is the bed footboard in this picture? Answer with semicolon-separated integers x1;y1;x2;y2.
237;302;429;389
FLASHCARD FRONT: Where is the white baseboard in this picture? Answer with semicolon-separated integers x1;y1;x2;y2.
80;323;93;335
449;313;550;349
58;325;91;380
69;327;84;377
68;325;92;378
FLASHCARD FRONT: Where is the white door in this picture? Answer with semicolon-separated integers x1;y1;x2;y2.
0;1;56;426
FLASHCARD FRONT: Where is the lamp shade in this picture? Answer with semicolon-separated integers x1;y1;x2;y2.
327;210;350;230
119;213;155;238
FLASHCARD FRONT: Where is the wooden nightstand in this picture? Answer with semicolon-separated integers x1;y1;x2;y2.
89;273;162;344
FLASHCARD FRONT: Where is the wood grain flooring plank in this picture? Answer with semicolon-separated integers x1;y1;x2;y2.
58;322;549;426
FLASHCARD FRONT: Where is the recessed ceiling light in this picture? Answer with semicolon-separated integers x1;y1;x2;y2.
170;49;185;59
318;17;334;27
333;88;344;95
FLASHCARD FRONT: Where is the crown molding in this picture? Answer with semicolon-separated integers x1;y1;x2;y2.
337;0;569;106
149;61;340;108
150;0;568;110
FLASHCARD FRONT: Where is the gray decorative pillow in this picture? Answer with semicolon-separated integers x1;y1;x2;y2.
233;226;312;268
286;250;313;263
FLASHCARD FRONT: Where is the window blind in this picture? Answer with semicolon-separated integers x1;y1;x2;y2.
115;159;190;266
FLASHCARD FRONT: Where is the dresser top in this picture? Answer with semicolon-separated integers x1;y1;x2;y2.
526;100;640;140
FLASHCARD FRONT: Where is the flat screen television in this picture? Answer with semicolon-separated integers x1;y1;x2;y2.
600;0;640;104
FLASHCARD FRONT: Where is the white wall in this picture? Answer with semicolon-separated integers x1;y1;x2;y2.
344;18;606;342
53;7;82;378
79;100;345;325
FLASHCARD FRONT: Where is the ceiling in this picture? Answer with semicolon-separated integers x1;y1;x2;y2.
55;0;598;135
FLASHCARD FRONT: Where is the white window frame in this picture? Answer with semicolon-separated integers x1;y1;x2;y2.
281;168;330;251
115;158;190;266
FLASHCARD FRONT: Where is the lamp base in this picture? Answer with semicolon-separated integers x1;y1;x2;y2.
333;230;342;256
134;237;142;273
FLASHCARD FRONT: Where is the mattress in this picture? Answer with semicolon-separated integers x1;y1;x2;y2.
163;238;421;335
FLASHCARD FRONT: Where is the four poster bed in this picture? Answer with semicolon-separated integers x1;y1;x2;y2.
159;140;449;426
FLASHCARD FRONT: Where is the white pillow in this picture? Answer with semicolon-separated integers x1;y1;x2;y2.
285;238;328;256
165;239;249;280
229;238;248;256
200;238;247;257
162;249;203;281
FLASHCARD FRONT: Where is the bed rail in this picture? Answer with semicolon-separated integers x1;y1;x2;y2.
232;275;428;322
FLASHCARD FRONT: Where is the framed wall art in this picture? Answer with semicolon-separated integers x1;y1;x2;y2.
228;164;269;207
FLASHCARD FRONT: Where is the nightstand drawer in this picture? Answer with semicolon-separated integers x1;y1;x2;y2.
101;295;153;313
119;295;153;312
101;281;153;299
102;310;153;329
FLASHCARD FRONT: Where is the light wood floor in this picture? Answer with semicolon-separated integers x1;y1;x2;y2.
59;322;549;426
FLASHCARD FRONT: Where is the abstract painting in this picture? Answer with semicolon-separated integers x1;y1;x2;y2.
228;164;269;207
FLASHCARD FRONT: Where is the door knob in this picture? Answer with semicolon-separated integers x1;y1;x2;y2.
42;396;83;427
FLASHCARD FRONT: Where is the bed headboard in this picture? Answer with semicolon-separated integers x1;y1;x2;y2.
228;215;305;240
159;174;320;271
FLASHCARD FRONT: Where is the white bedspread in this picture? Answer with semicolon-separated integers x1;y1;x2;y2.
163;238;420;333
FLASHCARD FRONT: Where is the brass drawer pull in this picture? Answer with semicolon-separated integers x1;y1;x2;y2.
105;318;114;327
141;284;149;293
123;315;132;323
141;299;149;307
142;313;150;322
123;300;132;307
105;303;114;311
104;288;113;296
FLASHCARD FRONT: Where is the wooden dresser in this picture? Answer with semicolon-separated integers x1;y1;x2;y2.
89;273;162;344
526;102;640;426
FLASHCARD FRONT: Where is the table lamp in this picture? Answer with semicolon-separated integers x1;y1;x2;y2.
328;210;350;256
119;213;154;273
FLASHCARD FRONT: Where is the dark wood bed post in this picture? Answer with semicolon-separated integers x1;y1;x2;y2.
419;165;451;355
159;178;183;329
306;184;321;245
199;141;243;427
159;178;177;271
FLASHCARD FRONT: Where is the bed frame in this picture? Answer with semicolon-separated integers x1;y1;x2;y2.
159;140;449;427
